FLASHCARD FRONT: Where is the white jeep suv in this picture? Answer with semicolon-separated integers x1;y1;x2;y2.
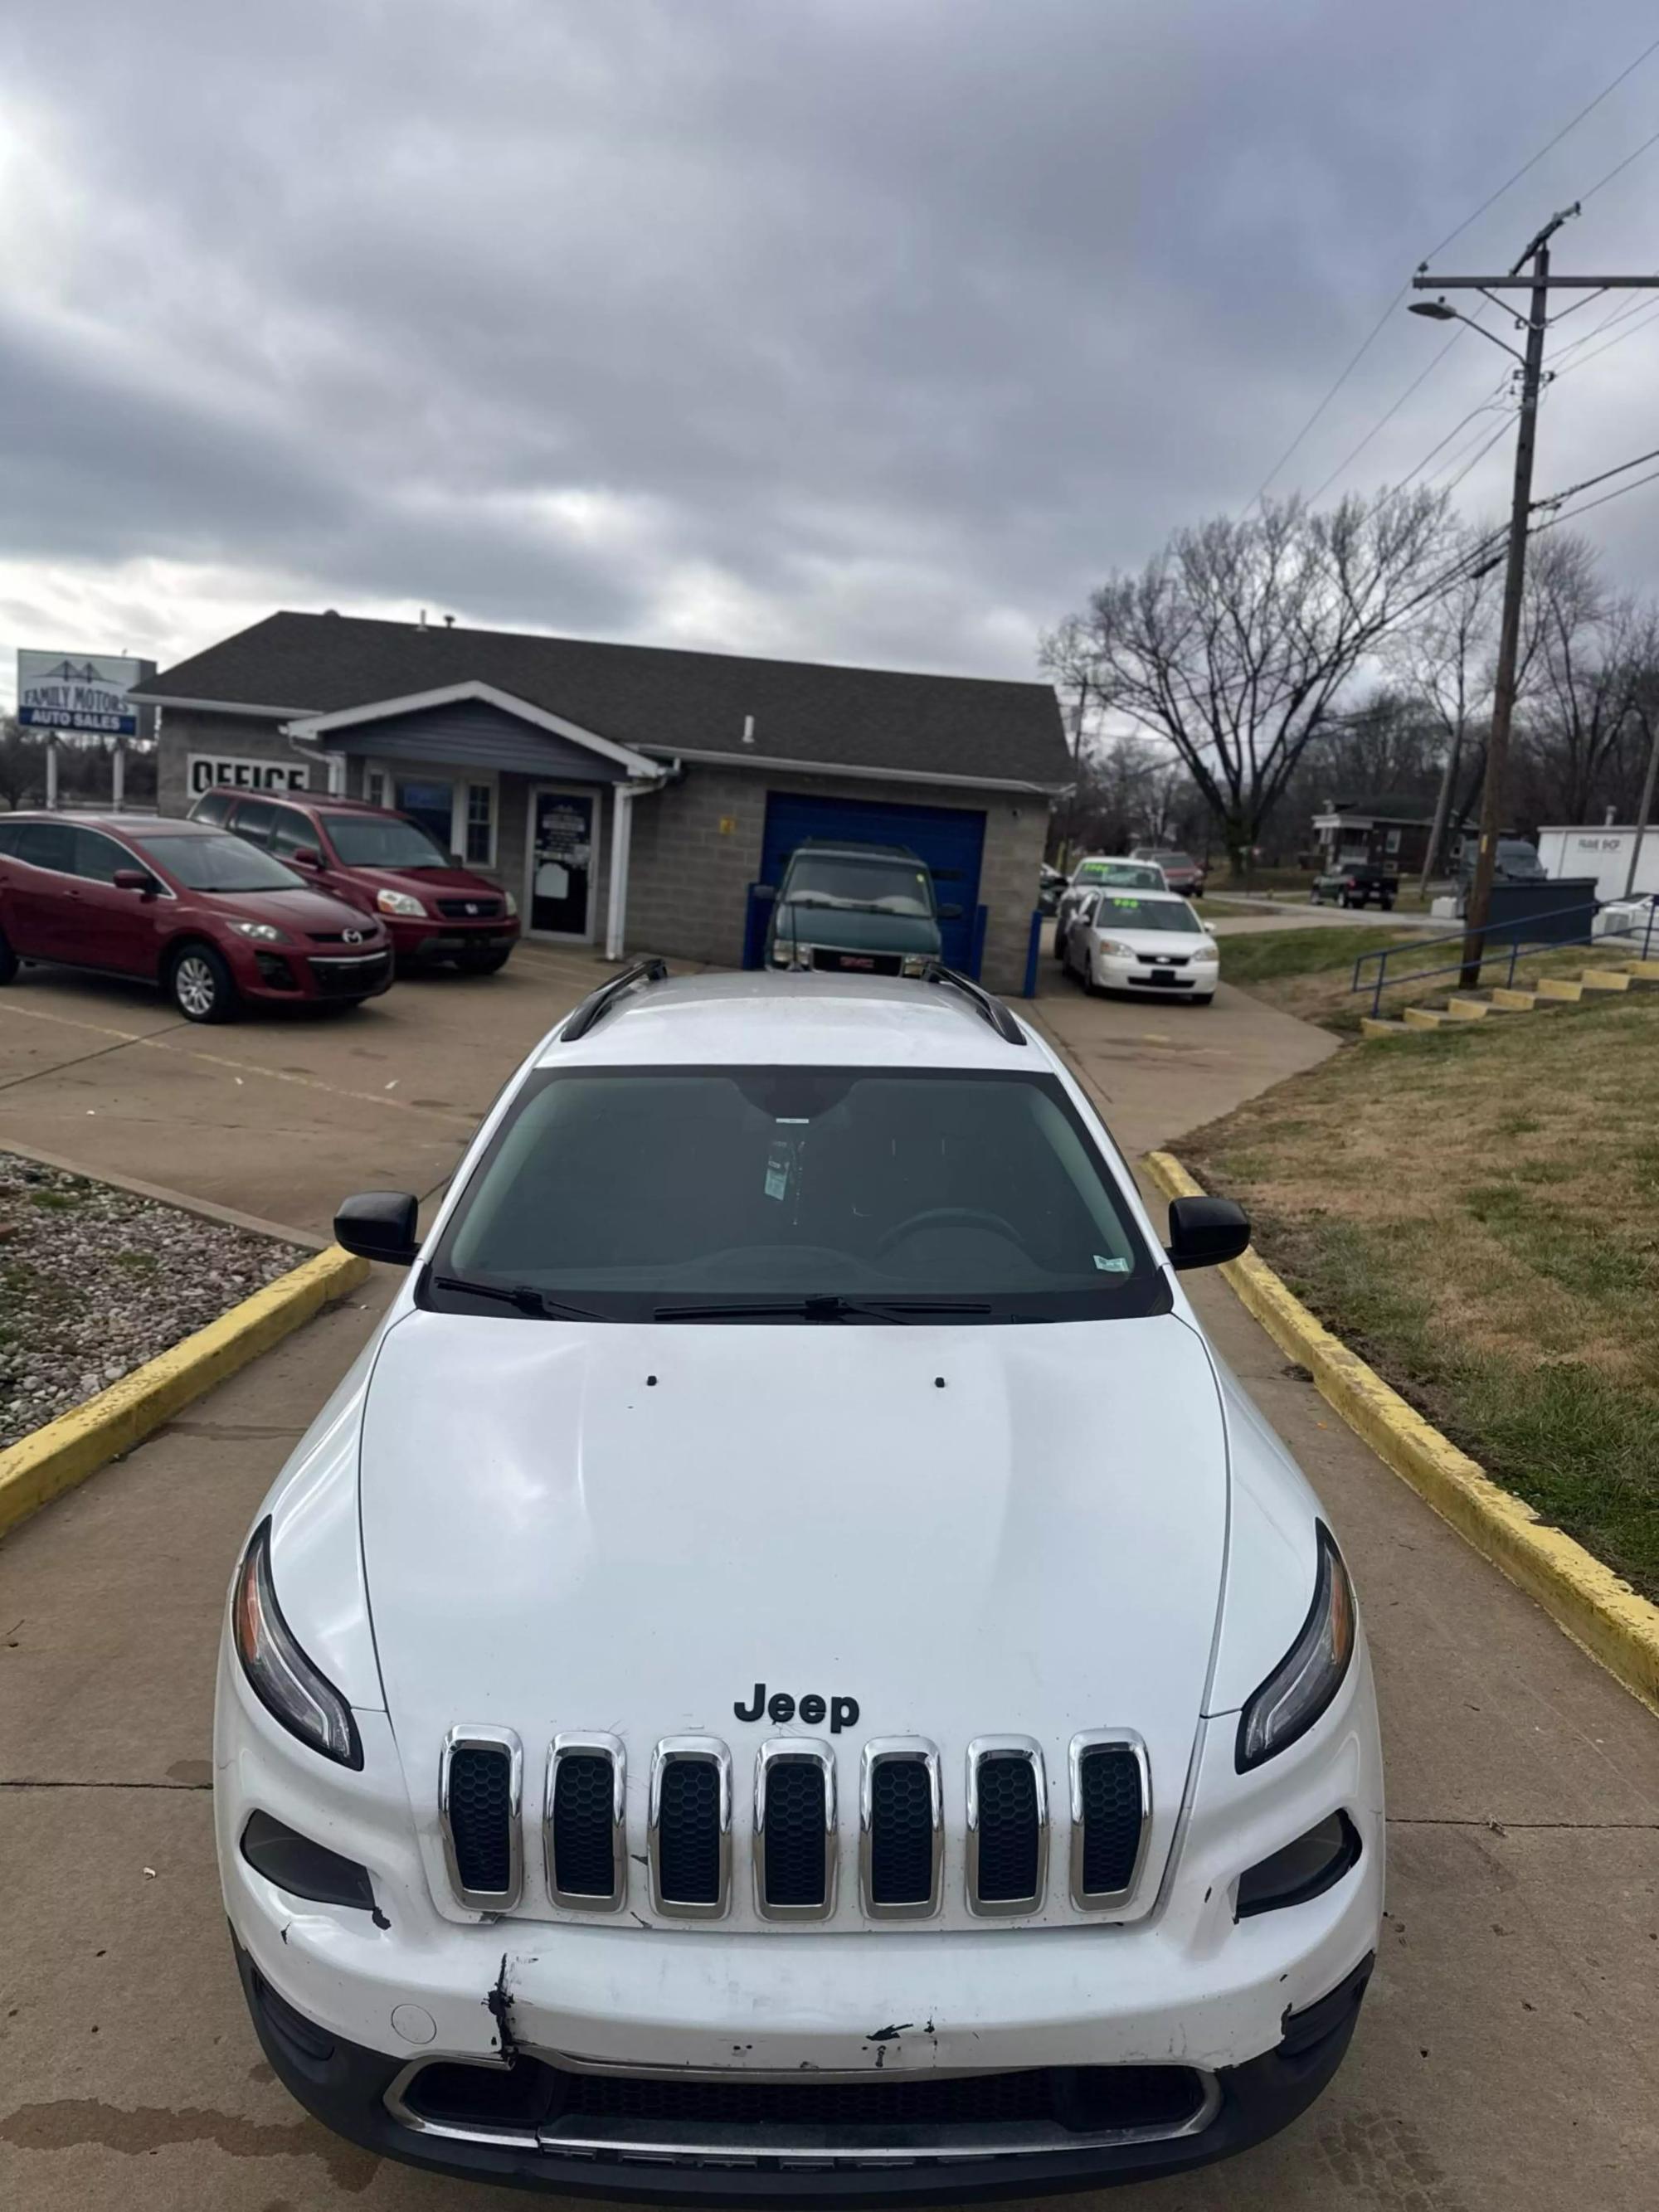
216;962;1383;2201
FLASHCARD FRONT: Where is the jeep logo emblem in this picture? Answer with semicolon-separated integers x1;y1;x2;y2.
734;1682;859;1732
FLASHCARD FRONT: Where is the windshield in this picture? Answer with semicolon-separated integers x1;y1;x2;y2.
1075;861;1162;890
1089;897;1203;933
134;832;306;894
781;854;934;916
426;1066;1165;1322
324;813;451;869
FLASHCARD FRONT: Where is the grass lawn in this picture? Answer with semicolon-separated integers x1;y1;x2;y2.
1180;990;1659;1600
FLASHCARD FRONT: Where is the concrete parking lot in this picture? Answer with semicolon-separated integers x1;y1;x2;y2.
1;949;1656;2211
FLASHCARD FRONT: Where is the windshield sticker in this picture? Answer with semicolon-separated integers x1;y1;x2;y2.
764;1141;791;1203
1093;1254;1132;1273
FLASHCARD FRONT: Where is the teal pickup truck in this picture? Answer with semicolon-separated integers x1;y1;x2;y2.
763;840;959;976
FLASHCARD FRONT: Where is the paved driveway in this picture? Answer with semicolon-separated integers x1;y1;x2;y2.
1;953;1656;2211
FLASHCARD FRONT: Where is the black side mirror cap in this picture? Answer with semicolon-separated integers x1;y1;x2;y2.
1166;1194;1250;1272
333;1191;421;1266
112;868;154;897
937;902;964;920
290;846;322;869
753;882;776;900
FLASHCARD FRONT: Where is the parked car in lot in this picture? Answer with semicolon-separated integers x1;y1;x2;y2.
762;839;957;975
1309;863;1399;911
219;964;1381;2198
0;812;392;1021
1038;861;1068;916
1457;838;1547;892
1053;854;1166;960
190;789;519;973
1063;887;1220;1003
1131;847;1207;897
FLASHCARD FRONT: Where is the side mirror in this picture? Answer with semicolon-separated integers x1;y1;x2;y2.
1165;1195;1250;1272
333;1190;421;1266
289;845;322;870
937;902;964;921
753;882;776;901
112;868;155;897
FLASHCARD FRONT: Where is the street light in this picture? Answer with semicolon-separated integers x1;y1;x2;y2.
1408;296;1527;366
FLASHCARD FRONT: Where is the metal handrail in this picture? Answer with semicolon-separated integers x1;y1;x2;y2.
1350;895;1659;1017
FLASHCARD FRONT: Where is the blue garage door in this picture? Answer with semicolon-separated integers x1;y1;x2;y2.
761;792;987;971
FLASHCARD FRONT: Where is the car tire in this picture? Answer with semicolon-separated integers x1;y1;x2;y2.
1052;927;1068;963
168;942;238;1024
458;949;512;975
0;926;17;986
1080;957;1097;996
1380;897;1395;912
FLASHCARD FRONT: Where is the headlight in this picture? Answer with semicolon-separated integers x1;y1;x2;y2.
231;1519;362;1768
1096;938;1135;956
1196;941;1219;961
229;920;288;944
900;954;930;976
504;891;518;917
1236;1524;1355;1771
376;887;426;917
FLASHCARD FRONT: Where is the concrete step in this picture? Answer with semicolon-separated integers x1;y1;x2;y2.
1579;968;1632;993
1360;1015;1410;1038
1443;996;1490;1020
1621;957;1659;980
1401;1004;1445;1030
1535;975;1584;1002
1491;985;1545;1010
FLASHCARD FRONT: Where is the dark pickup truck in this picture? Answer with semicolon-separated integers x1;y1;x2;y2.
1310;863;1399;911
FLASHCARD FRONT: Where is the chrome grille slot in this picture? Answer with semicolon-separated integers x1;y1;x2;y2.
440;1728;523;1909
1071;1733;1150;1908
861;1738;942;1917
966;1738;1047;1914
546;1734;625;1910
649;1738;732;1917
755;1740;835;1918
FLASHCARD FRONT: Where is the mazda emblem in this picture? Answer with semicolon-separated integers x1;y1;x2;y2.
343;928;363;944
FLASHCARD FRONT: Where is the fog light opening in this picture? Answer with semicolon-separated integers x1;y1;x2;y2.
241;1810;378;1912
1235;1811;1361;1920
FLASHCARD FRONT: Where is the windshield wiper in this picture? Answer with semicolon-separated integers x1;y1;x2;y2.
430;1273;606;1321
653;1295;993;1323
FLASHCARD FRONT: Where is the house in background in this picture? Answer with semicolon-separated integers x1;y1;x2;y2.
132;612;1069;993
1311;794;1472;877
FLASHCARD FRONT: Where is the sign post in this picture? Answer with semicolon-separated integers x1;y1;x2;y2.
17;651;156;809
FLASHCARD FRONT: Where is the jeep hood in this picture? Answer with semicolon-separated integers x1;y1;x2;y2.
358;1310;1228;1838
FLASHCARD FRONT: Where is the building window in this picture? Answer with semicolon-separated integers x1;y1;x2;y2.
1384;828;1402;855
365;769;387;809
465;782;495;867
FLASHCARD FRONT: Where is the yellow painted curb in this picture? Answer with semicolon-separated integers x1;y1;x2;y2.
0;1245;371;1544
1144;1150;1659;1720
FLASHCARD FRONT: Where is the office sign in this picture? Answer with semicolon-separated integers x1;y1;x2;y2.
187;754;310;795
17;650;153;737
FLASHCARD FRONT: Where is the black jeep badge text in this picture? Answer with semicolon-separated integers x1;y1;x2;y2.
734;1683;859;1733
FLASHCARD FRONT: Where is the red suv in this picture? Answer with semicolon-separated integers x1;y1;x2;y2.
189;790;519;974
0;812;393;1023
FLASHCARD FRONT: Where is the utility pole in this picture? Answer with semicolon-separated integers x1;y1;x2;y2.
1410;212;1659;986
1625;708;1659;901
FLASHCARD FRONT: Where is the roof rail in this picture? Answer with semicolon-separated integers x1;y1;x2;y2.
560;956;669;1042
921;962;1026;1047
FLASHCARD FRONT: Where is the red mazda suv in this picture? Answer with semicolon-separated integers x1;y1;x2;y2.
189;790;519;974
0;813;393;1023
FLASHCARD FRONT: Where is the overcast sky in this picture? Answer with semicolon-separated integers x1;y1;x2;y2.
4;0;1659;703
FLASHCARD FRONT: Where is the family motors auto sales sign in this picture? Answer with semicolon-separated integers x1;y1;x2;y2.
17;649;154;738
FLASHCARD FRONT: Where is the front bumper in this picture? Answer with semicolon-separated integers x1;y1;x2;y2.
1094;956;1218;998
222;937;394;1004
234;1932;1370;2203
384;914;520;962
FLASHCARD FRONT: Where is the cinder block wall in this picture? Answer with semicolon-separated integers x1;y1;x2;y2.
625;766;1049;994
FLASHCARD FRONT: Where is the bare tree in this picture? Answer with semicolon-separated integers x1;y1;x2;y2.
1063;488;1455;879
1516;540;1652;824
1384;523;1498;887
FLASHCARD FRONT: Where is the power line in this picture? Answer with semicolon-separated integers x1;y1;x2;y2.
1534;461;1659;532
1553;294;1659;378
1418;32;1659;264
1579;119;1659;204
1531;441;1659;521
1303;327;1468;503
1440;413;1517;495
1248;290;1408;509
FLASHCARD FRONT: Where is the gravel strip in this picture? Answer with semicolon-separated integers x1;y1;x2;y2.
0;1152;309;1450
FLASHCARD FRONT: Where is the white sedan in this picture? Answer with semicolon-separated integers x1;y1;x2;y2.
1063;887;1221;1004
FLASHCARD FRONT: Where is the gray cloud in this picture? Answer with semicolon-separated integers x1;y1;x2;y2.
4;0;1659;688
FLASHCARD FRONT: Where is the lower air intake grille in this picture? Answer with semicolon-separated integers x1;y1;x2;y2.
762;1759;827;1908
552;1752;617;1901
656;1758;722;1908
974;1751;1041;1905
445;1744;515;1898
1078;1743;1146;1898
869;1757;934;1908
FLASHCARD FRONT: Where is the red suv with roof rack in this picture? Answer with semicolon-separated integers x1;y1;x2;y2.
189;790;519;974
0;812;392;1022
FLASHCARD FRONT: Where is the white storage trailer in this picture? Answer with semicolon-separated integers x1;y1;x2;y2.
1536;824;1659;902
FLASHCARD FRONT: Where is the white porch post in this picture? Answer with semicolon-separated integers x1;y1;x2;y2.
111;744;125;809
605;785;635;960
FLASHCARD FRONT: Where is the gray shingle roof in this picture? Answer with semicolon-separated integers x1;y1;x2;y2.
135;612;1069;791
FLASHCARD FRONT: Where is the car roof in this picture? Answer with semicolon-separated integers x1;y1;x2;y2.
197;788;391;816
2;810;218;836
1082;886;1191;907
787;841;922;863
536;972;1048;1072
1074;853;1154;868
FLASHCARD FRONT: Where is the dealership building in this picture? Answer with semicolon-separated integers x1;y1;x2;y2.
134;612;1068;991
